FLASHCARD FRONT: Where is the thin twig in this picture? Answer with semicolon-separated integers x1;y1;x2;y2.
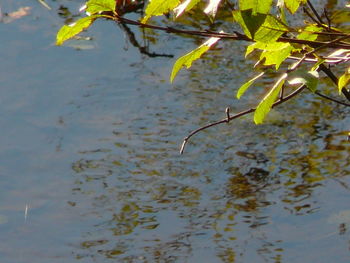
307;0;325;26
315;91;350;106
180;84;307;154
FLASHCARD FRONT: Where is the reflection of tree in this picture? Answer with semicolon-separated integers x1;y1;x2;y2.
226;167;271;213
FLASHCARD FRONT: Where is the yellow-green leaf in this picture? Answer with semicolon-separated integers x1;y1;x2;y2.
297;24;323;41
260;43;294;69
254;73;287;124
142;0;181;23
174;0;201;17
233;11;287;42
233;10;267;39
237;72;264;99
170;36;220;82
86;0;116;15
338;71;350;94
56;15;99;46
254;15;288;42
284;0;304;14
239;0;273;15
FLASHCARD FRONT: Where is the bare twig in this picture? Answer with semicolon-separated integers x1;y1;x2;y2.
180;84;307;154
315;91;350;106
307;0;325;26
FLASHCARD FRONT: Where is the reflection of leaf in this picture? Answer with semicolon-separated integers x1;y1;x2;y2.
328;210;350;224
2;7;31;24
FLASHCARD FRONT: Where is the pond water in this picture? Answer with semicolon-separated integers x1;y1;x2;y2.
1;0;350;262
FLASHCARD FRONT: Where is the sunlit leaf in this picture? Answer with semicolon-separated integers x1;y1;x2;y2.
288;70;319;92
254;15;288;42
284;0;306;14
170;36;220;82
204;0;222;17
233;10;267;39
86;0;116;15
254;73;287;124
239;0;273;15
233;11;287;42
237;72;264;99
174;0;201;17
142;0;181;23
260;43;294;69
56;15;99;46
338;70;350;94
297;24;323;41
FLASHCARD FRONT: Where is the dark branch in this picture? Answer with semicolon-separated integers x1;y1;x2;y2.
180;84;307;154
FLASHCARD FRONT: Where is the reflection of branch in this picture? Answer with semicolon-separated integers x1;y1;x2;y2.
107;15;350;49
118;22;173;58
180;84;307;154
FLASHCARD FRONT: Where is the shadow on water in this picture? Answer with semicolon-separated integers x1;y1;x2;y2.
0;0;350;262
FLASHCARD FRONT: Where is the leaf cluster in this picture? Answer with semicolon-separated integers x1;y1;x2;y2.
56;0;350;151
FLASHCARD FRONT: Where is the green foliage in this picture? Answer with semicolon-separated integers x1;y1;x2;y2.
254;73;287;124
174;0;201;17
282;0;307;14
86;0;116;15
141;0;181;23
239;0;273;15
233;11;288;42
237;72;264;99
56;0;350;129
338;71;350;94
56;0;116;46
288;70;319;92
56;15;100;45
170;36;220;82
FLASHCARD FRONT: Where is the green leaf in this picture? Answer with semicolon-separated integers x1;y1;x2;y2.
254;73;287;124
56;16;99;46
297;24;323;41
284;0;303;14
86;0;116;15
174;0;201;17
142;0;181;23
260;43;294;69
170;36;220;82
233;12;288;42
233;10;267;39
338;71;350;94
254;15;288;42
239;0;273;15
237;72;264;99
288;70;319;92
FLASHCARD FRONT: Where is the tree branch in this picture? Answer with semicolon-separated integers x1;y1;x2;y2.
180;84;307;154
